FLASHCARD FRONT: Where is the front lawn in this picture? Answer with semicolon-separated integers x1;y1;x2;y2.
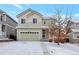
0;41;79;55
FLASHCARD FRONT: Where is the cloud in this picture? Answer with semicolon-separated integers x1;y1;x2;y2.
12;4;23;10
74;13;79;17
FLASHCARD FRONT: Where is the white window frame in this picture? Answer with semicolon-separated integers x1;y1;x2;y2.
33;18;37;24
21;18;25;24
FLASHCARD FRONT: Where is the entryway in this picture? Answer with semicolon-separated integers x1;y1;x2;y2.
42;29;49;41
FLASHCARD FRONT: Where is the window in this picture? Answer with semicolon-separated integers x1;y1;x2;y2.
2;24;5;32
44;21;46;24
20;32;39;34
33;18;37;24
76;24;79;29
51;20;54;24
77;36;79;38
42;30;45;38
0;15;2;21
21;19;25;24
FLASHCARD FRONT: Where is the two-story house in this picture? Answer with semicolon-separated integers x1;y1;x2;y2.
16;8;55;41
0;9;17;40
69;21;79;43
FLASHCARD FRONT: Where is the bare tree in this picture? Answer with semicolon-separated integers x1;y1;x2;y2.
49;8;73;45
55;8;63;45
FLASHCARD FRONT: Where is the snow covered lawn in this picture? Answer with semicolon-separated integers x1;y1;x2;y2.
0;41;79;55
0;41;43;55
44;42;79;55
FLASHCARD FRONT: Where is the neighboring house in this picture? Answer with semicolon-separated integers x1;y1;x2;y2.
0;10;17;39
16;8;56;41
69;21;79;43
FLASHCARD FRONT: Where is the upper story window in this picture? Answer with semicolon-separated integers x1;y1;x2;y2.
44;21;46;24
21;19;25;24
51;20;54;24
71;23;79;29
74;23;79;29
33;18;37;24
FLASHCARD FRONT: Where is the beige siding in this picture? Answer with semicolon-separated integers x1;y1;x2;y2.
16;9;56;40
18;11;31;26
17;13;42;28
42;19;55;26
17;11;43;40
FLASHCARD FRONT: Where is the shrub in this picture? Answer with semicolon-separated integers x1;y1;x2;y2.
49;39;52;42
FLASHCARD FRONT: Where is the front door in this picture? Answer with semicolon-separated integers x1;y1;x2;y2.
42;29;48;39
42;30;45;39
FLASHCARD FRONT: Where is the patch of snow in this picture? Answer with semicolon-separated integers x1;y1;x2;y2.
0;41;43;55
0;41;79;55
45;42;79;55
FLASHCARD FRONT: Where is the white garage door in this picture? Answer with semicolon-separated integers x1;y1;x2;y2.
20;32;39;40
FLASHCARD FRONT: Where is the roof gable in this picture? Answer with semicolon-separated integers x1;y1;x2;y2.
0;9;17;24
17;8;43;18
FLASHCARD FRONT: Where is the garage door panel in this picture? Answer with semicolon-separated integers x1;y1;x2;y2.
20;32;39;40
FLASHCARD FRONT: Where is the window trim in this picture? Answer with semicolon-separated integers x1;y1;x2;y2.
44;21;46;24
33;18;37;24
0;15;2;22
21;18;25;24
2;24;5;32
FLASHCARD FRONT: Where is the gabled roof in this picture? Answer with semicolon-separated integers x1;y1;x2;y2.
0;9;7;15
43;16;56;20
71;19;79;23
16;8;43;18
72;29;79;32
0;9;17;24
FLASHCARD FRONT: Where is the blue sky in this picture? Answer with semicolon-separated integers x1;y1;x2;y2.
0;4;79;22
